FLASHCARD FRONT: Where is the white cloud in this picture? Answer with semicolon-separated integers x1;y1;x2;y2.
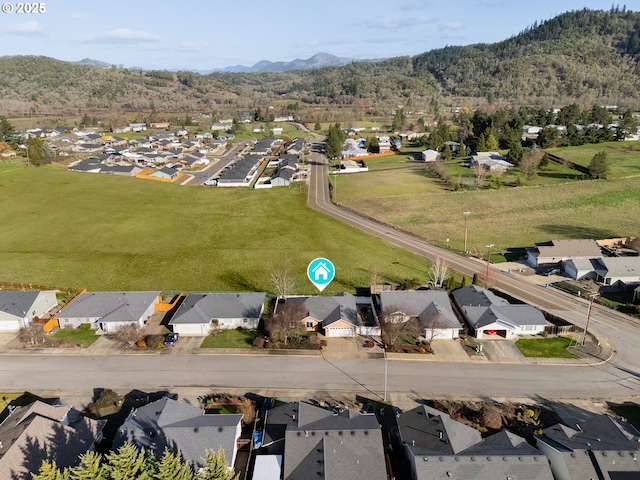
371;16;437;29
7;20;44;35
86;28;161;44
178;42;204;53
439;22;465;31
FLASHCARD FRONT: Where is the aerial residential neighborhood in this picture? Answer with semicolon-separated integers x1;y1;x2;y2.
1;4;640;480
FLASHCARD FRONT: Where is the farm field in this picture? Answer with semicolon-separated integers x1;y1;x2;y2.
0;164;426;293
336;152;640;253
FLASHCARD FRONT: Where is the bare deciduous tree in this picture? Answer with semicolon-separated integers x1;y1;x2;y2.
519;153;541;182
112;323;144;345
265;299;307;346
421;311;451;342
471;163;487;188
379;304;419;347
271;268;294;314
19;324;46;346
428;257;448;288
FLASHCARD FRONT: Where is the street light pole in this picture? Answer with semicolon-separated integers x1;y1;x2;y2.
463;211;471;253
485;244;495;284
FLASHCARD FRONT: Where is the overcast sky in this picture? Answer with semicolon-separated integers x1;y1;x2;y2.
0;0;631;70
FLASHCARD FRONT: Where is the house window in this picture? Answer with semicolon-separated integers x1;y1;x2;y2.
306;321;314;328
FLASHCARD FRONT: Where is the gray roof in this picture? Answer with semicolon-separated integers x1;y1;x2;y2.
170;292;266;325
57;291;159;323
539;414;640;452
0;401;104;479
463;305;547;330
529;239;602;260
415;454;553;480
379;290;461;329
264;401;385;480
114;397;242;468
398;405;481;455
253;136;276;153
219;155;261;182
0;291;43;318
595;256;640;279
451;285;510;308
287;293;358;328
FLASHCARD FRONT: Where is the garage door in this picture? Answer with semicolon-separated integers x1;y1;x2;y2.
327;327;353;338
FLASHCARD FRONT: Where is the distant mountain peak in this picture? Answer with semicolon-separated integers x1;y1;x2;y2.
220;52;363;73
74;58;112;68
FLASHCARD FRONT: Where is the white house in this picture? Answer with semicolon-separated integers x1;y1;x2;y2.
169;292;266;335
56;291;159;334
0;290;57;331
527;239;602;268
452;285;547;339
378;290;462;340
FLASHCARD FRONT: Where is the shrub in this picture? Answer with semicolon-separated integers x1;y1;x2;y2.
481;405;503;430
253;336;266;348
145;334;165;349
78;323;93;330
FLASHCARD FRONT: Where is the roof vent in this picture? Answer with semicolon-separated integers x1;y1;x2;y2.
575;423;582;431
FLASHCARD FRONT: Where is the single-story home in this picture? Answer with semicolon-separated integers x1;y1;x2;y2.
378;290;462;340
452;285;547;339
113;397;242;470
527;239;602;268
283;293;363;337
56;291;160;334
594;256;640;287
0;290;58;331
169;292;266;335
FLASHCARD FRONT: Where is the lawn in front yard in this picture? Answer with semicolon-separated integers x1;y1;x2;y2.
515;336;579;358
52;328;100;344
200;329;256;348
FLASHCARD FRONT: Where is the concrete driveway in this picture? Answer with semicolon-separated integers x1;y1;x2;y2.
477;339;526;363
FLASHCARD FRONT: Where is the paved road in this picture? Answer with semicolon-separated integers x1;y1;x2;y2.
305;142;640;376
1;353;638;400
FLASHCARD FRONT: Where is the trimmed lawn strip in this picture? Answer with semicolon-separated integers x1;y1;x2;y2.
200;329;256;348
515;337;579;358
52;328;100;344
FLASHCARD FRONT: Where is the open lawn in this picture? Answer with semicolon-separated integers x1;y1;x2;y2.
337;164;640;253
0;164;427;293
200;329;256;348
515;337;579;358
550;141;640;178
52;328;100;344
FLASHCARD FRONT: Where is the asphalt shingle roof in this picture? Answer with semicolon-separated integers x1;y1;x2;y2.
170;293;266;325
0;291;42;318
57;291;159;324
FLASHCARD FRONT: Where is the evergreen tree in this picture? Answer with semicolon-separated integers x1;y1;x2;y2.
440;144;452;161
588;150;610;179
68;452;107;480
472;273;481;286
476;134;488;152
156;449;194;480
391;108;404;131
325;124;344;159
506;140;524;163
446;275;456;291
460;276;471;287
198;449;238;480
104;443;152;480
485;131;499;151
0;116;20;149
314;121;321;131
32;461;70;480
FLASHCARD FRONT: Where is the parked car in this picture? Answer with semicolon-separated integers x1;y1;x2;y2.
164;333;179;346
543;268;561;276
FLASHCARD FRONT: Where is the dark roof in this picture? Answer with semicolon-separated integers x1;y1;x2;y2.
451;285;509;308
379;290;461;329
113;397;242;468
263;401;385;480
218;155;261;182
398;405;481;455
57;291;159;324
286;294;358;328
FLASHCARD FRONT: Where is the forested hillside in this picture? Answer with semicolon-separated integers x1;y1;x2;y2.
1;8;639;116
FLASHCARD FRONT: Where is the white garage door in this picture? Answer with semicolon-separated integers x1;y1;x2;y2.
327;327;353;338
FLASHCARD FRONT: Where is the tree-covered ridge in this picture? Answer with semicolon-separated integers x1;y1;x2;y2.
1;8;639;115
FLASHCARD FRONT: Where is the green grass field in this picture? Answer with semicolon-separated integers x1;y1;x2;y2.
550;141;640;178
515;337;580;358
0;164;426;293
336;149;640;252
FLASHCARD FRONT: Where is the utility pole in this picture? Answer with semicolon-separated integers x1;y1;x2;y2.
463;211;471;253
485;244;495;285
383;346;388;402
580;293;599;346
